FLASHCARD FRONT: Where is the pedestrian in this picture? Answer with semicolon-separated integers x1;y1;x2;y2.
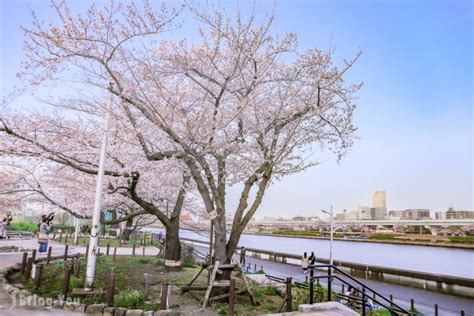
3;212;13;230
37;215;51;253
308;251;316;265
239;246;246;267
301;252;309;274
0;220;5;239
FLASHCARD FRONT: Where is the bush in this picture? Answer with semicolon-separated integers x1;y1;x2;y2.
115;289;145;309
369;233;396;240
11;220;38;233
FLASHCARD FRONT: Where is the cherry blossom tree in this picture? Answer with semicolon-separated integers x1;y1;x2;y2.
2;1;360;276
0;110;194;267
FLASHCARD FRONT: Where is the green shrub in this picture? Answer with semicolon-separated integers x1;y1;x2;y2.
11;220;38;233
449;236;474;244
369;233;396;240
138;258;152;265
115;289;145;309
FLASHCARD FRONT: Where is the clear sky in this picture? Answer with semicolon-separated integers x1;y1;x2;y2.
1;0;472;218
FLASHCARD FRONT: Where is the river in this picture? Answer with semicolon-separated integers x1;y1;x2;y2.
144;228;474;279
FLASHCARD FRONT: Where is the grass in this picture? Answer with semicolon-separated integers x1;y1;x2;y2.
449;236;474;244
368;233;396;240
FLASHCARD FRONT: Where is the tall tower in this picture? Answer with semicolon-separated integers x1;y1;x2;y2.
372;191;386;209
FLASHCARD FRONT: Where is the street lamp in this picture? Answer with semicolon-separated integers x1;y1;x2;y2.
321;205;334;266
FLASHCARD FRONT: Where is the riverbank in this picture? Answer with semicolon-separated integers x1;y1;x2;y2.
245;231;474;250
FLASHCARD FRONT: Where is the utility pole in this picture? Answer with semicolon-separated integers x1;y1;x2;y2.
85;86;113;289
322;206;334;266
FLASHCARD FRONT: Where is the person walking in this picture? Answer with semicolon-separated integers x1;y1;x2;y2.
308;251;316;265
239;246;246;268
37;215;51;253
0;220;5;239
301;252;309;274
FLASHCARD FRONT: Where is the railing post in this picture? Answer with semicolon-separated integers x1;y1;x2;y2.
106;268;116;306
229;278;235;315
411;298;414;310
434;304;438;316
361;287;366;316
286;277;292;312
106;243;110;256
160;279;169;310
63;244;69;260
20;252;28;274
132;243;136;256
62;267;72;299
47;246;52;264
25;257;33;280
327;266;332;302
34;264;43;290
341;284;344;293
461;310;465;316
75;258;81;278
309;266;314;304
113;247;117;261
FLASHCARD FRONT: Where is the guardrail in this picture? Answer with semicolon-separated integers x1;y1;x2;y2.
4;230;36;239
181;237;474;298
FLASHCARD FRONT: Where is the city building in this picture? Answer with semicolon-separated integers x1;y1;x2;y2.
388;210;404;219
370;207;387;220
435;212;444;220
356;206;371;220
336;209;347;221
446;207;474;219
404;209;431;220
372;191;387;209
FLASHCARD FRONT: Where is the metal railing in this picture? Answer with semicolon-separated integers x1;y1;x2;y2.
308;263;412;315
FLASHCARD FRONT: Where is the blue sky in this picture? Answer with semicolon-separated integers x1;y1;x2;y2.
1;0;472;217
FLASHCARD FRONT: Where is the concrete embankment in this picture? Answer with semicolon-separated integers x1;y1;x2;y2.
182;237;474;299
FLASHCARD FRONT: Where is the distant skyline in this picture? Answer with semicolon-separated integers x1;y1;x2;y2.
1;0;472;218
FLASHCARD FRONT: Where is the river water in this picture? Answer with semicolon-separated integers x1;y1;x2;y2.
145;228;474;279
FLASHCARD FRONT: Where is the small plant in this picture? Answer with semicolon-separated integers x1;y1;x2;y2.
11;220;38;233
183;260;197;268
263;285;283;297
115;289;145;309
138;258;152;265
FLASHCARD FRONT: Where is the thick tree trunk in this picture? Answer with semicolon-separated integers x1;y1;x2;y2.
164;218;181;271
212;215;228;265
122;217;134;242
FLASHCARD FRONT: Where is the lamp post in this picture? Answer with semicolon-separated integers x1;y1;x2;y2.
321;205;334;266
85;87;113;289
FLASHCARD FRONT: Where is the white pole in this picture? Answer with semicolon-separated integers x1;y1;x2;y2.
329;205;334;266
85;89;113;289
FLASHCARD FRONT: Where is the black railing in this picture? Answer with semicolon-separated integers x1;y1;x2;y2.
308;264;412;316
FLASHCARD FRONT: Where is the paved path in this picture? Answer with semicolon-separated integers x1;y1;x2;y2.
0;239;82;315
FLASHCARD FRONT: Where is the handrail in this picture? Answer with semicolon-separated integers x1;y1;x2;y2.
331;275;408;314
311;264;411;315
